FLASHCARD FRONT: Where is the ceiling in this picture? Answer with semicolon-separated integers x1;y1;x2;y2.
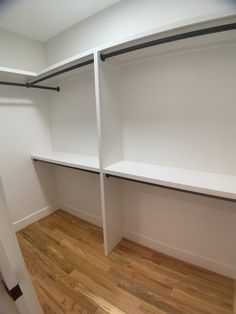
0;0;121;42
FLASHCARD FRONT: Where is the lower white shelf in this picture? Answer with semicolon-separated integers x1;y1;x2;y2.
104;160;236;200
31;151;100;173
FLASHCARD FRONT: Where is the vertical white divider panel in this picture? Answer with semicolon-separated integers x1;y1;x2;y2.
94;51;124;254
94;51;108;255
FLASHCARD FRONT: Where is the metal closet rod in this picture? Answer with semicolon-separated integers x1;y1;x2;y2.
100;22;236;61
0;59;94;91
105;174;236;203
30;59;94;85
0;80;60;92
33;158;99;175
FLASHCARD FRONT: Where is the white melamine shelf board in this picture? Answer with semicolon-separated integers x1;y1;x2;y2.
0;67;36;82
32;151;100;173
35;50;94;84
104;30;236;67
99;13;236;65
104;160;236;200
0;52;94;85
39;63;94;85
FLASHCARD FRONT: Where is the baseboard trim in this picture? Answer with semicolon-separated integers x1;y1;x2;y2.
124;229;236;279
58;201;103;228
13;203;58;232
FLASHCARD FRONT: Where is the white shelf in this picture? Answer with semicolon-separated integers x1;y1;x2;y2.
99;14;236;64
0;51;94;84
34;50;94;84
32;151;100;173
104;160;236;200
0;67;36;82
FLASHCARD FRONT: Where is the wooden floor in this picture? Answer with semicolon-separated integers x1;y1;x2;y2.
17;210;234;314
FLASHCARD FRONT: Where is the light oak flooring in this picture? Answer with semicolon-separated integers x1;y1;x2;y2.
17;210;234;314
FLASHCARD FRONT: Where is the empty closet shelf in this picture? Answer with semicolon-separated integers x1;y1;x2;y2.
0;66;36;82
32;152;100;173
104;160;236;200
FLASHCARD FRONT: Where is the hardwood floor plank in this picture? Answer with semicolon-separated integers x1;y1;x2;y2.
18;229;98;313
67;269;148;314
117;240;233;303
17;210;234;314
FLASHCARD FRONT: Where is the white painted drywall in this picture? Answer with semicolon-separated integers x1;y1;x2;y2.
0;86;57;224
121;38;236;175
49;71;99;156
55;167;102;226
45;0;236;66
0;0;121;42
49;70;101;221
123;181;236;278
0;29;45;72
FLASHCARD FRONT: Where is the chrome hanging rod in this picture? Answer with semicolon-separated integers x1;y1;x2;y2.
100;22;236;61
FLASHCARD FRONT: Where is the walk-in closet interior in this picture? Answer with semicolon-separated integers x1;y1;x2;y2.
0;1;236;313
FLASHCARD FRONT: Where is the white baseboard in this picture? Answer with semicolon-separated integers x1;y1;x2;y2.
58;201;103;228
13;203;58;232
124;229;236;279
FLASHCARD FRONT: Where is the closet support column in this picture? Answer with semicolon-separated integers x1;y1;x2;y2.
94;51;110;255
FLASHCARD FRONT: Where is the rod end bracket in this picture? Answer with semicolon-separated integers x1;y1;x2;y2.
100;54;106;62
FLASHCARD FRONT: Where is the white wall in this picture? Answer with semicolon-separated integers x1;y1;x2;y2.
49;71;102;225
0;87;57;226
123;181;236;278
0;29;45;72
45;0;236;66
122;39;236;175
49;71;99;156
55;167;102;227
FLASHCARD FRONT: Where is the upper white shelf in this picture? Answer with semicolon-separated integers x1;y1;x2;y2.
99;14;236;66
32;151;100;173
0;51;94;85
0;67;36;83
35;50;94;84
104;160;236;200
